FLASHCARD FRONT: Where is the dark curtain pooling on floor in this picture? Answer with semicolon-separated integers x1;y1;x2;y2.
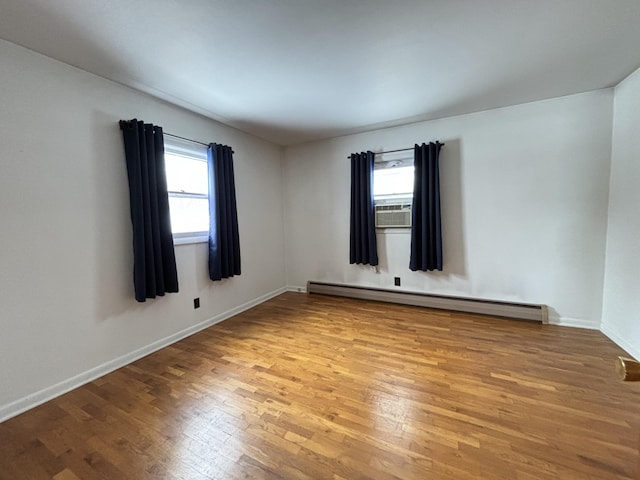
410;142;443;271
350;151;378;266
208;143;241;281
119;119;178;302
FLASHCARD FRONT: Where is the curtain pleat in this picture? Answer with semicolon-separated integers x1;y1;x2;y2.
120;119;178;302
208;143;241;281
410;142;443;271
350;151;378;266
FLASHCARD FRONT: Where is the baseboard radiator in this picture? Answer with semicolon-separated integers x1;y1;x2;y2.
306;281;548;324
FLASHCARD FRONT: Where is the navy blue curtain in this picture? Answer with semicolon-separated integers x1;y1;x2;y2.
119;119;178;302
208;143;241;281
410;142;443;271
350;151;378;266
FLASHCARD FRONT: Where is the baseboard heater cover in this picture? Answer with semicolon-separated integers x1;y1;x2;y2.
306;281;548;324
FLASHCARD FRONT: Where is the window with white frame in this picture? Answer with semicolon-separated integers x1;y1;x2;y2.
373;152;414;228
164;137;209;243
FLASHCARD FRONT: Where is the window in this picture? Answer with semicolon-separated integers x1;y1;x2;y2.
373;153;414;228
164;137;209;244
374;164;414;201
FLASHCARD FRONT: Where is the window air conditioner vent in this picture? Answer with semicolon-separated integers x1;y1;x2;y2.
375;203;412;228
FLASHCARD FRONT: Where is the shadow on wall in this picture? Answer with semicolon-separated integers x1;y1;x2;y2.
373;138;466;281
377;139;467;278
439;138;466;276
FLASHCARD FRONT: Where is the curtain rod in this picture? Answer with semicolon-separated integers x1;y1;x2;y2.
119;121;235;153
346;142;444;159
164;132;209;147
164;132;235;154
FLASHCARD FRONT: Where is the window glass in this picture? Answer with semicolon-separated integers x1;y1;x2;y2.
165;153;208;195
168;196;209;234
163;137;209;242
374;165;414;200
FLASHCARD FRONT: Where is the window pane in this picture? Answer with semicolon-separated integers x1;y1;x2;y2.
374;166;414;197
168;196;209;234
165;153;208;195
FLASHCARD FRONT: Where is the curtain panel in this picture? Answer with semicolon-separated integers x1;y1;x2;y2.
119;119;179;302
410;142;443;271
350;151;378;266
208;143;241;281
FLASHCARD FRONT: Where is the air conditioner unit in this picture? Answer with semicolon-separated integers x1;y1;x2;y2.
375;203;412;228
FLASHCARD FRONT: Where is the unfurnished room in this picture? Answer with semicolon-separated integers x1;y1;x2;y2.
1;1;640;479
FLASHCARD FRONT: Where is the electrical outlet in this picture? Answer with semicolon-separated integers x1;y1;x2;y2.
394;277;401;286
193;298;200;309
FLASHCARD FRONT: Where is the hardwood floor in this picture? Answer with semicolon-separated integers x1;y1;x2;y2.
0;292;638;479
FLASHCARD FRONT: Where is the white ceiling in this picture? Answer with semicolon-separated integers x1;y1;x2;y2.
2;1;640;146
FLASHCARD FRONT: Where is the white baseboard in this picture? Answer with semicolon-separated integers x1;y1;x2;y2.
0;286;287;424
287;285;307;293
548;316;601;330
601;323;640;360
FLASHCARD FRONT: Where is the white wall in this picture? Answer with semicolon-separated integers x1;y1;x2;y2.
601;67;640;360
283;91;613;328
0;39;286;420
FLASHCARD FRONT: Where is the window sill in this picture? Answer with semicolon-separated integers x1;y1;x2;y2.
173;234;208;246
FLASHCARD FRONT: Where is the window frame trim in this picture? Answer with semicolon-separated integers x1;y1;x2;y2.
373;152;414;231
